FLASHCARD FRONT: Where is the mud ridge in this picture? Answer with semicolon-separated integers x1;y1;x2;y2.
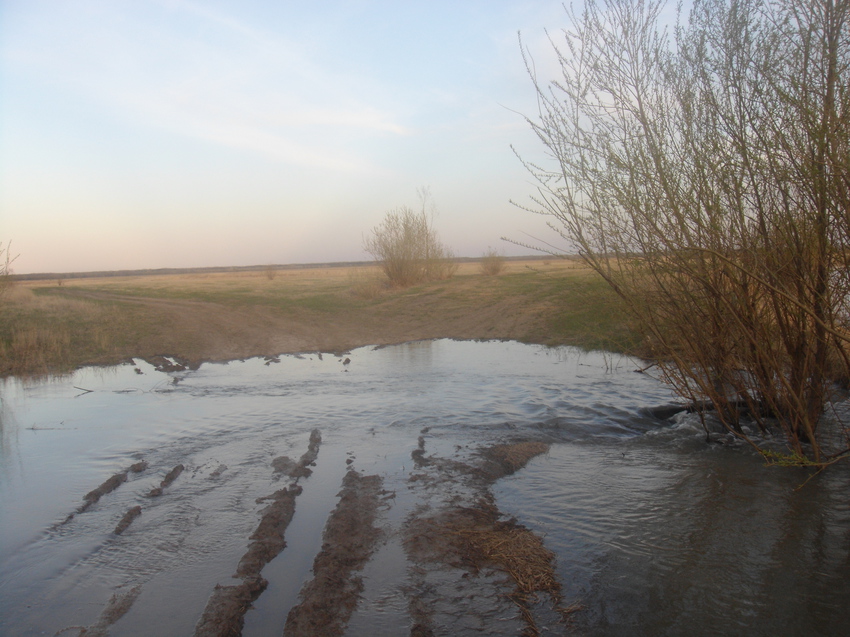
147;463;185;497
236;484;303;578
272;428;321;479
192;576;268;637
61;461;148;524
477;442;550;482
284;469;385;637
403;439;566;636
57;585;141;637
113;506;142;535
194;430;322;637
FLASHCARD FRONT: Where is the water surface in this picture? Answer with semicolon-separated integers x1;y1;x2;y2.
1;339;847;635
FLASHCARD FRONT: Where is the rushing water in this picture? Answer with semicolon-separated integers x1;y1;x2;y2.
0;339;848;636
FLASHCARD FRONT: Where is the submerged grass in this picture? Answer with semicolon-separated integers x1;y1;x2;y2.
1;259;638;376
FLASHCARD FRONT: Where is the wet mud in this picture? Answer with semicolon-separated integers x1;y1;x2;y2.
273;429;322;479
27;400;565;637
284;470;386;636
47;427;562;637
193;577;268;637
194;429;323;637
147;463;184;497
62;461;148;524
57;586;141;637
113;506;142;535
403;438;565;636
236;484;303;579
142;355;194;373
8;342;846;637
190;432;559;636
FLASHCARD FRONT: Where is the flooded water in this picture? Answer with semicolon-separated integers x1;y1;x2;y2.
1;339;848;636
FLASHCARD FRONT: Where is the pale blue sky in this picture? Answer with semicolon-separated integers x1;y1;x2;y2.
1;0;573;274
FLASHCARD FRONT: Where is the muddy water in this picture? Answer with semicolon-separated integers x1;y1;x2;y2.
1;339;848;636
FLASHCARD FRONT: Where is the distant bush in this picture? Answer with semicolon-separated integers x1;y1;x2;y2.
479;247;506;276
263;265;277;281
364;190;456;288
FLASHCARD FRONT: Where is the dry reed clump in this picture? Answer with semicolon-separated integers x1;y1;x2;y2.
454;504;559;594
406;500;572;636
0;284;127;376
1;327;72;373
479;247;506;276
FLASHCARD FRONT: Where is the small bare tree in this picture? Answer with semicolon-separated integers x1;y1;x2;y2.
364;189;456;287
0;241;16;299
516;0;850;464
480;247;507;276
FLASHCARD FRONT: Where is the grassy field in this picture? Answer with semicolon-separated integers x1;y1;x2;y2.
0;259;640;377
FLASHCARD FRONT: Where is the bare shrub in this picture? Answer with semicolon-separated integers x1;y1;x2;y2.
0;241;16;300
516;0;850;464
263;265;277;281
479;247;506;276
363;188;456;288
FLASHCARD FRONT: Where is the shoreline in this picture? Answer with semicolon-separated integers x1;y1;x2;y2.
1;260;638;378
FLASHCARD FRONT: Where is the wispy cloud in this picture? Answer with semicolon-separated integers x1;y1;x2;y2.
3;0;409;172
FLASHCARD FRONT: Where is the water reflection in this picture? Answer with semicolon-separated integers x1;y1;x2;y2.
0;391;21;483
381;339;436;368
494;420;850;636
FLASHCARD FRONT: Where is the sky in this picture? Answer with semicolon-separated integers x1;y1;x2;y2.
0;0;580;274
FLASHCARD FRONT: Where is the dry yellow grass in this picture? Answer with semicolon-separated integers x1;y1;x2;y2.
1;258;636;376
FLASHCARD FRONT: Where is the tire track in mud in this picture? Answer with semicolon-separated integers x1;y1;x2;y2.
59;461;149;525
56;585;141;637
110;463;185;535
59;460;186;535
283;469;387;637
54;459;187;635
194;429;322;637
51;432;569;636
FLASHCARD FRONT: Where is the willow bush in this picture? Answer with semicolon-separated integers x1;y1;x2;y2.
364;189;456;288
516;0;850;463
